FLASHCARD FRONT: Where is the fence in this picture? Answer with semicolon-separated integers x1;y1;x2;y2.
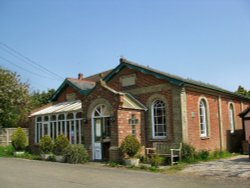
0;128;29;146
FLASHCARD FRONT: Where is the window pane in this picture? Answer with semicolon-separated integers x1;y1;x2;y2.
152;100;166;137
199;100;207;137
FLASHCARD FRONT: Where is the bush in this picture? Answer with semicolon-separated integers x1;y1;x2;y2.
11;127;27;151
53;134;69;155
150;154;162;167
181;143;196;162
64;144;88;164
120;135;141;158
0;145;14;157
39;135;53;154
26;144;41;155
197;150;209;160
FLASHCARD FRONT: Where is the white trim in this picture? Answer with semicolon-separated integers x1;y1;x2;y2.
151;100;167;139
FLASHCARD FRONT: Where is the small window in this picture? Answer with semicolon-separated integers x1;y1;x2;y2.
44;116;49;121
152;100;167;138
51;115;57;121
199;99;208;137
229;104;235;133
76;112;83;119
67;113;74;119
37;117;42;122
58;114;65;120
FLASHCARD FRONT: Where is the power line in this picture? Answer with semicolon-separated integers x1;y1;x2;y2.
0;42;64;81
0;56;60;80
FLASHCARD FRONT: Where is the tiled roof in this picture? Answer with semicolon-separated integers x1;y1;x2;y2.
85;69;113;82
104;58;250;100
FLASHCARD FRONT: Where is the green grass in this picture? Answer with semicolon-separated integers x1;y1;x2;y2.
0;145;40;160
0;145;14;157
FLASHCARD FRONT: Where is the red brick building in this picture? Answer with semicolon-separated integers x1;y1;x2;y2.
29;58;250;161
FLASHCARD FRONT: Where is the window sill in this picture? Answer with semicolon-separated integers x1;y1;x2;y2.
149;137;168;142
200;136;210;140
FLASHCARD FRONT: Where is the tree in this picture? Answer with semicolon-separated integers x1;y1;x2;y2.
30;88;55;109
235;85;250;97
0;67;30;128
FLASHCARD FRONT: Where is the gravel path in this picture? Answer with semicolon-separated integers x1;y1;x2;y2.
181;155;250;179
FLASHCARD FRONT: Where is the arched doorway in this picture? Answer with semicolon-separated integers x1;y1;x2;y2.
92;104;111;160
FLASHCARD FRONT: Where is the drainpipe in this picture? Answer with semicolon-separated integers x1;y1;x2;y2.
218;96;224;151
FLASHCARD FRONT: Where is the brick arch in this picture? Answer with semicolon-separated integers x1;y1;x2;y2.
87;98;114;119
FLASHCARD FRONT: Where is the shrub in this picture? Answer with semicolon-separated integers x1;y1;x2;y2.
197;150;209;160
26;144;41;155
0;145;14;157
53;134;69;155
120;135;141;158
11;127;27;151
39;135;53;154
150;154;162;167
64;144;88;164
181;143;196;162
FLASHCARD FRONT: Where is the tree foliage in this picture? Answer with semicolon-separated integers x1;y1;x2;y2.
235;85;250;97
30;88;55;109
0;67;30;128
11;127;27;151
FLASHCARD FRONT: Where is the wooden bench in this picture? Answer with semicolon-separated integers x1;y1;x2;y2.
145;143;182;166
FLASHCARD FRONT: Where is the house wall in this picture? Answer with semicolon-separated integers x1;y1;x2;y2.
186;88;250;152
107;67;183;148
82;82;120;161
56;85;82;103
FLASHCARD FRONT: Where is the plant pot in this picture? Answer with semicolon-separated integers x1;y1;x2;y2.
124;158;140;167
55;155;65;162
13;151;25;156
40;153;52;160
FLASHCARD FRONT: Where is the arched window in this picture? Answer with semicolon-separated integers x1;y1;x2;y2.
93;104;110;118
229;104;235;133
152;100;166;138
199;99;208;137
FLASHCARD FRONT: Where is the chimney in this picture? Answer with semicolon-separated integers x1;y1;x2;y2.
78;73;84;80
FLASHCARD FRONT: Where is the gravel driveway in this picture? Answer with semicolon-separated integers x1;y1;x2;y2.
181;155;250;179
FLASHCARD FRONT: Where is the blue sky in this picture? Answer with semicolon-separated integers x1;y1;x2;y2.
0;0;250;92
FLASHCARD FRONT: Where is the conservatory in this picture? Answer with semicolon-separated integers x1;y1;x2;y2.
30;100;83;144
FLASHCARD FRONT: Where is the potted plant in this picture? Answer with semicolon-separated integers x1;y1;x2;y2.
120;135;141;166
39;135;53;160
53;134;69;162
11;127;27;156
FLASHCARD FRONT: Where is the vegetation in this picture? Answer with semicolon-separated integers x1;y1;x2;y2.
0;145;14;157
11;127;27;151
53;134;69;155
30;89;55;109
64;144;89;164
39;135;53;154
235;85;250;97
0;67;55;129
0;67;30;128
120;135;141;158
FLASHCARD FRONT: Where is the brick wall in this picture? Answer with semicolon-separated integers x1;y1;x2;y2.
57;85;82;102
186;88;250;151
106;67;182;147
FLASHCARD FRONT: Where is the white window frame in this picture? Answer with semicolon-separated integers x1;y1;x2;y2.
151;100;167;139
199;99;208;137
229;104;235;134
34;112;83;144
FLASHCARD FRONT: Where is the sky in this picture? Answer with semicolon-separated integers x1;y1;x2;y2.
0;0;250;92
